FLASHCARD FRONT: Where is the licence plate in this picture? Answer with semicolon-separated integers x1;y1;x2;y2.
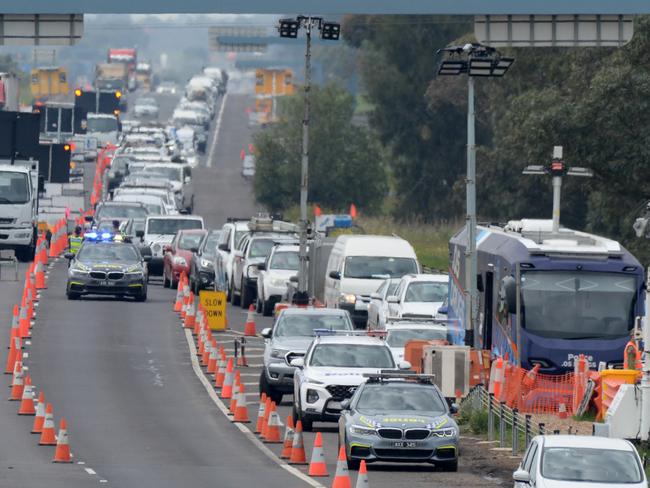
355;301;368;311
391;441;421;448
106;281;117;286
328;401;342;410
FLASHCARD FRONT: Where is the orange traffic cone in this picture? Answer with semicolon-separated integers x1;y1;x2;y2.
173;280;183;312
32;391;45;433
332;446;352;488
9;360;24;401
233;384;251;423
39;403;57;445
261;396;273;439
18;302;30;339
53;418;73;463
9;304;20;340
35;260;46;289
308;432;329;477
558;403;568;419
255;394;267;433
18;375;35;415
184;292;196;329
207;340;218;374
244;304;256;336
355;460;368;487
264;405;283;443
289;420;307;465
5;334;21;374
221;358;234;399
229;380;240;415
281;414;294;459
215;353;226;388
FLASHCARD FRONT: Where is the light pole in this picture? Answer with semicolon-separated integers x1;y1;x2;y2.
278;16;340;305
436;43;514;347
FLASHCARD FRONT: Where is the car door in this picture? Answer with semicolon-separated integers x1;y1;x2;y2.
368;281;387;329
183;166;194;208
515;440;539;488
233;236;249;292
387;281;405;318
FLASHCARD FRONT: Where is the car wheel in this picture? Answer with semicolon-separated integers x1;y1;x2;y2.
135;292;147;302
66;291;80;300
345;436;361;471
241;284;252;309
163;271;170;288
437;459;458;472
293;398;313;432
225;278;231;300
259;371;283;405
256;296;262;314
262;299;273;317
171;278;178;289
230;280;240;306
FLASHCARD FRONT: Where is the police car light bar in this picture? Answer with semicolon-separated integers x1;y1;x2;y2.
363;371;436;383
313;329;371;337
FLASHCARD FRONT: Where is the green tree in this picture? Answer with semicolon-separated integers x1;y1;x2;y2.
253;83;388;213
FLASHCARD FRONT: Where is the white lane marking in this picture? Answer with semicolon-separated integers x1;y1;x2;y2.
77;461;85;465
85;468;96;475
206;93;229;168
239;373;259;377
184;329;324;488
22;352;28;359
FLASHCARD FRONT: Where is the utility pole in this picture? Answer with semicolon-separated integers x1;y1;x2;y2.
278;16;340;305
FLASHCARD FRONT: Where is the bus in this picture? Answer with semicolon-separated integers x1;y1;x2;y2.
447;218;643;372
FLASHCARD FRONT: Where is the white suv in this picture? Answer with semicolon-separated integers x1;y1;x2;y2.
215;219;250;296
387;274;449;320
290;334;408;431
256;243;299;316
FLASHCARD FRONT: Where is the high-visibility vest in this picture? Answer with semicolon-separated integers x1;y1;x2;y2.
69;235;83;254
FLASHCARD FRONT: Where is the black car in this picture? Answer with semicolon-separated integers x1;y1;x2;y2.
107;155;133;193
65;237;149;301
189;229;223;293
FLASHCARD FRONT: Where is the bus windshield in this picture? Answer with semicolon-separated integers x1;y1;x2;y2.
521;271;636;340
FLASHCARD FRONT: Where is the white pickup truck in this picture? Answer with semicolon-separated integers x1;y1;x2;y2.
0;162;39;261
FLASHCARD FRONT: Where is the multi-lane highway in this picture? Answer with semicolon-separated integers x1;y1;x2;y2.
0;89;517;488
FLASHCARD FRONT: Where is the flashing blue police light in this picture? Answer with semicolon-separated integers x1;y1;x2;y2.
101;232;112;240
84;231;98;240
333;215;352;229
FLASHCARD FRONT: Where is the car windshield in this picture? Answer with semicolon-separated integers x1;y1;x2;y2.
0;171;30;204
87;117;118;133
405;282;449;303
541;447;642;483
356;385;447;413
178;233;204;250
201;233;222;257
521;271;637;339
386;329;448;347
112;157;131;171
344;256;418;279
96;205;148;220
143;167;182;181
309;344;395;368
270;251;299;270
143;203;162;214
234;230;247;248
147;219;202;235
250;239;276;258
77;244;140;262
274;314;352;337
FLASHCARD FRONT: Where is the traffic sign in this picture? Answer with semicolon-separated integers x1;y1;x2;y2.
199;290;227;331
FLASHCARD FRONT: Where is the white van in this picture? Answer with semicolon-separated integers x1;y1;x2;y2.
324;235;420;328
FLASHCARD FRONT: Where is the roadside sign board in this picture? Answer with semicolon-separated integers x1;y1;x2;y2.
199;290;227;330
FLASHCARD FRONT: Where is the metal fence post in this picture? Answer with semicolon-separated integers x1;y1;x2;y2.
488;393;494;441
499;402;505;448
512;409;519;454
539;422;545;435
524;414;532;448
553;429;560;435
234;338;239;361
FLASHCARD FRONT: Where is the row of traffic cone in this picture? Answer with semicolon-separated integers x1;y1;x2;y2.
89;144;116;207
3;234;74;463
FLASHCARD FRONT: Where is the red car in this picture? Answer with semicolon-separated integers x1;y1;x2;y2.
162;229;207;288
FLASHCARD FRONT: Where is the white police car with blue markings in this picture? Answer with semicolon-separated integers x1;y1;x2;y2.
290;333;410;431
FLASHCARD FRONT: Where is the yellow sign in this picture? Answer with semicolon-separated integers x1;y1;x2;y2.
199;290;227;330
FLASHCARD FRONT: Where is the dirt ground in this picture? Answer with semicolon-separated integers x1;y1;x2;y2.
459;435;521;487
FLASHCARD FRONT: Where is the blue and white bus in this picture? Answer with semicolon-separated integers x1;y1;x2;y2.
447;219;644;372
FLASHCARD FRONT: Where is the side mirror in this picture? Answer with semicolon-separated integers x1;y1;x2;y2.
449;403;459;415
340;399;351;411
289;357;304;368
143;255;152;262
386;295;399;304
164;245;174;253
233;250;243;259
512;469;531;484
135;230;144;238
643;455;648;469
437;305;448;315
289;275;298;283
184;176;191;184
64;252;74;260
370;293;381;300
190;247;199;253
218;243;229;252
256;262;266;271
329;270;341;280
398;360;412;370
261;327;272;339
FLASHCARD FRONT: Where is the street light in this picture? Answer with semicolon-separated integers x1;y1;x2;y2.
436;42;514;349
277;16;341;305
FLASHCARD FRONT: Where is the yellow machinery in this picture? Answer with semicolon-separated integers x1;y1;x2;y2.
30;67;69;100
254;68;294;124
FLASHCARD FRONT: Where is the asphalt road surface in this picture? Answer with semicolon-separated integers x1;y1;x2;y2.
0;87;517;488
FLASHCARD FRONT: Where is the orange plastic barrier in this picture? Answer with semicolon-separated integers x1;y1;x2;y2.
403;339;448;373
596;369;641;421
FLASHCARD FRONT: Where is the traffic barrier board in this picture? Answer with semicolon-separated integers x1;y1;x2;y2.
199;290;227;330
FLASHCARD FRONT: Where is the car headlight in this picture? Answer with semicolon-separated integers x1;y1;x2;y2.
200;258;213;269
69;263;89;276
173;256;187;266
306;389;320;404
269;277;288;287
339;293;357;305
350;425;377;436
152;244;161;253
431;428;456;438
247;266;259;278
270;348;289;359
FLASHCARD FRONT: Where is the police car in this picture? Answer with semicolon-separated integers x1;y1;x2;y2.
65;232;149;301
290;333;410;431
338;372;459;471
